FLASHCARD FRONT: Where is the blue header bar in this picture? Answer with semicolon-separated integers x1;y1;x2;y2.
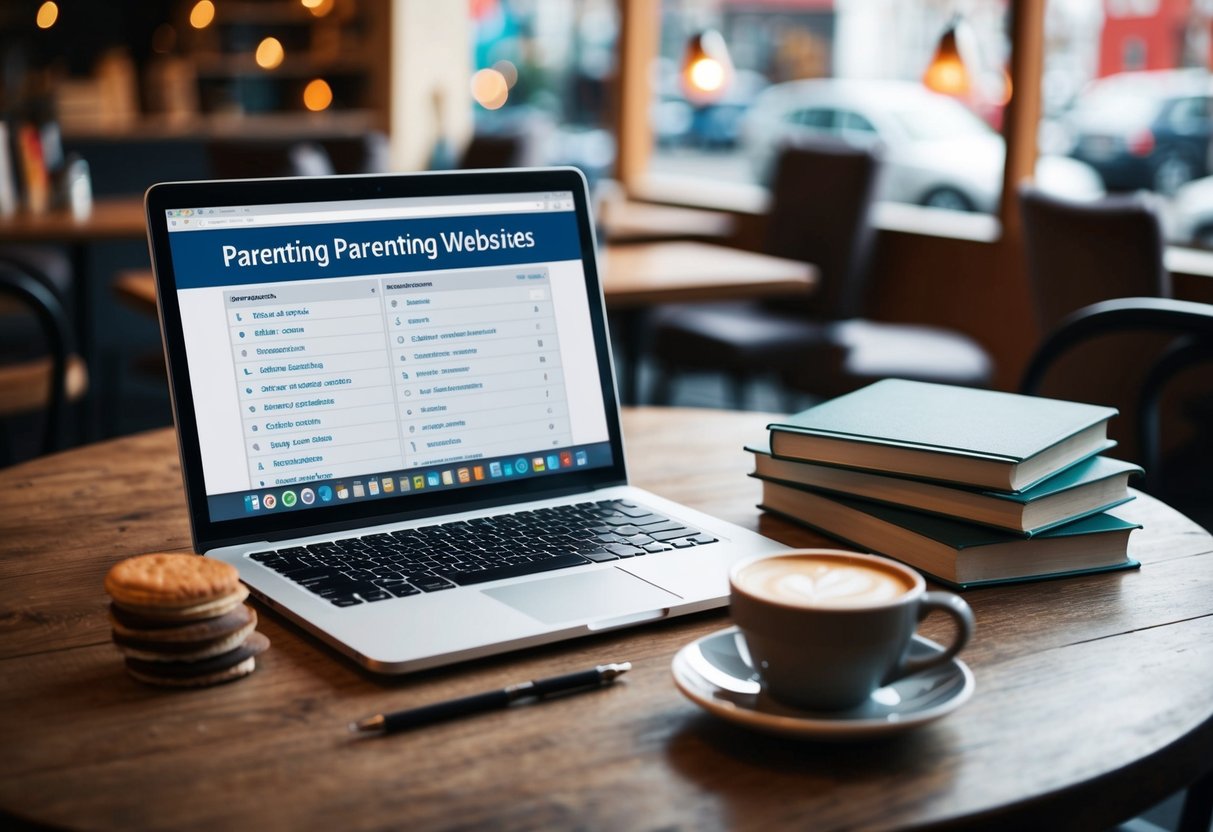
167;211;582;289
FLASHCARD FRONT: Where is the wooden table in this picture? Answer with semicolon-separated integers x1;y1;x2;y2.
2;408;1211;831
598;199;734;244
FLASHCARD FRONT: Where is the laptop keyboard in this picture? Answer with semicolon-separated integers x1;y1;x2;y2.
248;499;717;608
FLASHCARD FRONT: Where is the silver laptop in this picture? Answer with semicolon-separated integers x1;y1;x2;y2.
146;167;784;673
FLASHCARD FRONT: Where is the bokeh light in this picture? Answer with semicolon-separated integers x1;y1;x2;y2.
306;0;335;18
492;60;518;89
36;1;59;29
687;58;725;93
189;0;215;30
303;78;333;112
471;68;509;110
256;37;285;70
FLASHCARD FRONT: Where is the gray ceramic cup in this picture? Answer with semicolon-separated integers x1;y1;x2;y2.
729;550;975;711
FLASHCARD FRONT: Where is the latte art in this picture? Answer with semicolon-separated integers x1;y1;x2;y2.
737;556;912;608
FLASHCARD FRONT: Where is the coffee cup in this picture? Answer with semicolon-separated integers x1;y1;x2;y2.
729;549;974;711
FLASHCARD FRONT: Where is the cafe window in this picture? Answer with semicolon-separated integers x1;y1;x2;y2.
1043;0;1213;247
643;0;1081;217
470;0;618;183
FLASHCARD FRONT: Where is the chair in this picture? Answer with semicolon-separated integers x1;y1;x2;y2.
1019;185;1171;333
648;139;992;406
0;261;89;461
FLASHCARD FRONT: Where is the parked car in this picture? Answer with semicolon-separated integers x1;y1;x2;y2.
740;79;1103;212
1165;174;1213;246
1066;69;1213;195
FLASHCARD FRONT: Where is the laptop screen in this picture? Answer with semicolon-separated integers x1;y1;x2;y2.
163;189;613;524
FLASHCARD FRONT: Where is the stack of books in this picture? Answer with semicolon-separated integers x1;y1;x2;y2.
750;380;1143;589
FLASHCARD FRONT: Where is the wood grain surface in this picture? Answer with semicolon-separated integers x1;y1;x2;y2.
1;408;1211;831
0;197;146;243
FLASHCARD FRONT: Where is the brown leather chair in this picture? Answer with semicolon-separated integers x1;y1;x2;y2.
648;139;992;405
1019;185;1171;333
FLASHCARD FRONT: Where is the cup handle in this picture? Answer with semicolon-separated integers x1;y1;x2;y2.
887;591;975;683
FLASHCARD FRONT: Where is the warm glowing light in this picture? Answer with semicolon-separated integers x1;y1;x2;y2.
303;78;333;111
35;1;58;29
470;68;509;110
306;0;335;17
688;58;725;93
997;69;1013;106
255;37;285;70
189;0;215;30
493;60;519;89
923;23;971;97
301;0;324;7
680;30;732;103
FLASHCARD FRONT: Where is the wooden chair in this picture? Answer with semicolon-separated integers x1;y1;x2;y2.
648;139;991;406
0;262;88;461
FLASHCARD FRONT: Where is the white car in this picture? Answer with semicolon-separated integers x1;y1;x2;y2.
740;79;1103;211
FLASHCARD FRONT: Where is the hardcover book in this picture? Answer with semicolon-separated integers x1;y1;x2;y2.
758;479;1140;589
767;380;1118;492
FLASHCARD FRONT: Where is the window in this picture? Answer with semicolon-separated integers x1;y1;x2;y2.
644;0;1045;216
1043;0;1213;247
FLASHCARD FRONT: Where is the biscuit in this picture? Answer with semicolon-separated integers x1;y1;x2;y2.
109;603;255;640
105;553;240;609
113;584;250;622
124;631;270;688
113;615;258;662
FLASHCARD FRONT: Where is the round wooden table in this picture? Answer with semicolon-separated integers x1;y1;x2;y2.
2;408;1211;831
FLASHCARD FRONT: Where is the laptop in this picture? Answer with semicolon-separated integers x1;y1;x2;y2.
145;167;785;673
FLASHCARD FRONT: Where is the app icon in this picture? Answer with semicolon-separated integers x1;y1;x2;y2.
398;477;410;492
244;495;260;512
547;454;560;470
457;468;471;484
367;479;380;496
426;472;440;487
413;475;425;490
262;493;277;509
575;450;588;466
281;490;297;508
514;457;529;473
318;485;333;502
489;462;502;478
352;481;365;498
533;457;545;472
503;461;515;476
335;483;348;500
441;470;454;485
473;465;485;481
382;478;395;494
559;451;572;467
299;487;315;505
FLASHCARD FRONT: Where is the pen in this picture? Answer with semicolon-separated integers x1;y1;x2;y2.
349;661;632;735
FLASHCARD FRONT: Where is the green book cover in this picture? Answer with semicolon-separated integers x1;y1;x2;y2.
758;481;1141;589
767;379;1117;463
746;443;1141;536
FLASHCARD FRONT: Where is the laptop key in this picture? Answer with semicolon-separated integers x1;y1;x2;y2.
671;538;696;548
649;528;696;542
690;534;718;545
581;550;618;562
330;597;363;607
413;576;456;592
605;543;644;558
643;542;672;553
357;590;393;602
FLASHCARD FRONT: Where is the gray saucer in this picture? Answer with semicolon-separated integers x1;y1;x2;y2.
671;626;975;740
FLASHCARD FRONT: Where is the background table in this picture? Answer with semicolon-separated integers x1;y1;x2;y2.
2;408;1211;830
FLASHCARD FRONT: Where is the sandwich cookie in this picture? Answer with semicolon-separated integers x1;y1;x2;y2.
106;552;248;620
112;609;259;662
124;631;271;688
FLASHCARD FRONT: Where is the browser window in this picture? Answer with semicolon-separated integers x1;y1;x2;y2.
165;191;611;522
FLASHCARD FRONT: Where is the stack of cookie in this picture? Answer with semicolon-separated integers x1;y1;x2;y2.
105;553;269;688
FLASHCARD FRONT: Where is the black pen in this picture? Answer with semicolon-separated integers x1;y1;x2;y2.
350;662;632;735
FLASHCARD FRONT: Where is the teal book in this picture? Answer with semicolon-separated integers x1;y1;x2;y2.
747;444;1141;536
767;379;1118;492
758;479;1140;589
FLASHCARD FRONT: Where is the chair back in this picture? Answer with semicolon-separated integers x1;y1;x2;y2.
1019;185;1171;334
764;138;881;320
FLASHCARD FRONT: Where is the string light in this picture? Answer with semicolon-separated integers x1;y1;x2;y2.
303;79;333;112
189;0;215;30
256;37;285;70
36;1;59;29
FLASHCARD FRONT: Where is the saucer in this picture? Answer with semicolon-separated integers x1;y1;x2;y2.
671;627;974;740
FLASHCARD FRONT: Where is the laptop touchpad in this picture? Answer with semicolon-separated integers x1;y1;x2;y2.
482;568;681;625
